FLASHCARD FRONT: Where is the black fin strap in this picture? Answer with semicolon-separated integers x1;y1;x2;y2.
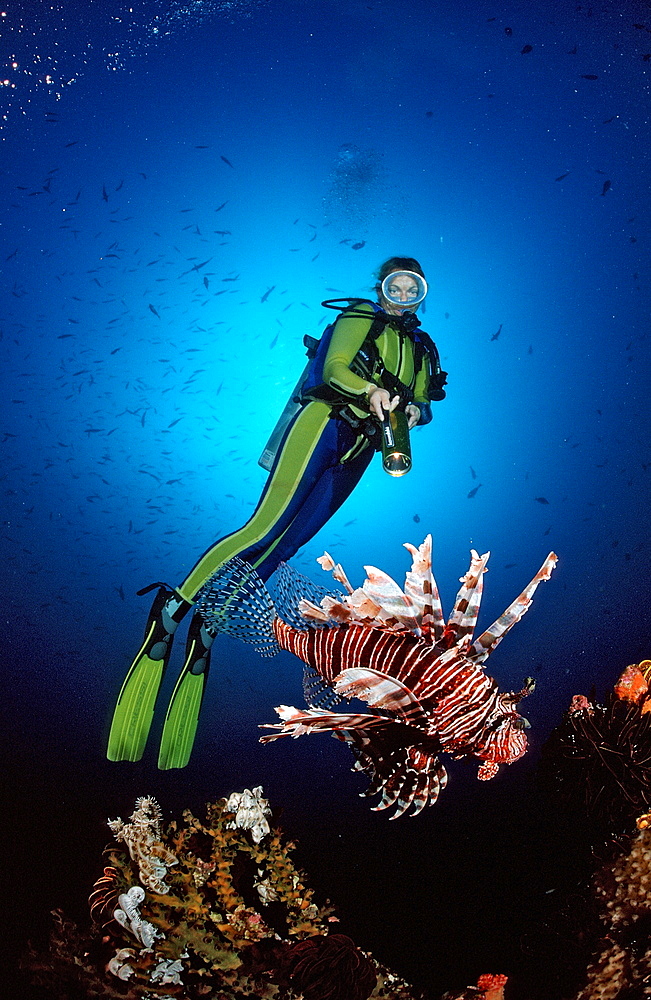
136;580;174;597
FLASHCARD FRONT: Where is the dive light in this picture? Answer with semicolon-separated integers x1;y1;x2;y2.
380;409;412;477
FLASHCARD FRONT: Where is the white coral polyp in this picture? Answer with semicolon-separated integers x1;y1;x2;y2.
225;786;271;843
150;958;184;985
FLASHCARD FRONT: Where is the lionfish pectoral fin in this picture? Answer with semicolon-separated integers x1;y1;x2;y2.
194;556;279;656
334;667;430;729
303;664;342;710
340;732;449;819
259;706;389;743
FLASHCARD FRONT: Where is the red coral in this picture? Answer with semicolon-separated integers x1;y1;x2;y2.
476;973;508;999
287;933;377;1000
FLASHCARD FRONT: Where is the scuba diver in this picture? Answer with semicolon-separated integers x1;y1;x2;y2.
107;256;447;769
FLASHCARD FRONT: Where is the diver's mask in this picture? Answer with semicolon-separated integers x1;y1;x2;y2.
380;270;428;312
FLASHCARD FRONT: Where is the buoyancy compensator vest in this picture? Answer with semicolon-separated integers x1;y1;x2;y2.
257;299;446;472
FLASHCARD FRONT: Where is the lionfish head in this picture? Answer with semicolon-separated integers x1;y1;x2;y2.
475;711;529;780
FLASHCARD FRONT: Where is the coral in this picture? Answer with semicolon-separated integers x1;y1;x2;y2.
108;795;179;894
225;786;272;844
574;820;651;999
441;973;508;1000
24;789;428;999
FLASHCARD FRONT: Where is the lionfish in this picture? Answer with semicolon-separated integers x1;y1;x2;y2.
196;537;557;819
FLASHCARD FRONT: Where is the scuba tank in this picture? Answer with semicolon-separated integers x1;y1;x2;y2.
258;336;322;472
258;300;380;472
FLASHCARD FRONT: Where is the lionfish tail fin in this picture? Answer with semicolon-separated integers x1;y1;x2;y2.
194;556;279;656
468;552;558;662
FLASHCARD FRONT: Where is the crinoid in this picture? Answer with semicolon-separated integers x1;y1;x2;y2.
88;866;121;927
539;689;651;836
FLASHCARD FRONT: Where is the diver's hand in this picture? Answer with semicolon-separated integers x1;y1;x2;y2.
405;403;420;429
368;388;399;421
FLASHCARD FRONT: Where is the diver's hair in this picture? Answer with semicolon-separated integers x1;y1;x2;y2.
375;257;425;287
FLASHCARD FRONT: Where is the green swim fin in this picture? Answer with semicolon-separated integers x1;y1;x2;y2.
157;614;213;769
107;586;190;762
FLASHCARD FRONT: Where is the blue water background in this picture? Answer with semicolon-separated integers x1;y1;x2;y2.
2;1;650;995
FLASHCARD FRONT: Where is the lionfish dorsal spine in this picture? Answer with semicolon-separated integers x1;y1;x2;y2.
467;552;558;662
403;534;444;639
441;550;490;645
362;565;422;634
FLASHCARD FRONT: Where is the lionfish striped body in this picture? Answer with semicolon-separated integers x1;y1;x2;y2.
258;536;557;818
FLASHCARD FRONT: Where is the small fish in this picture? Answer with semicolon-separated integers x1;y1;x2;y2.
601;180;611;196
534;497;550;504
555;172;571;181
214;201;228;212
269;333;279;349
521;44;533;54
148;304;161;318
261;285;276;303
467;484;482;498
470;466;477;480
491;324;503;341
581;74;598;80
102;185;109;202
413;514;421;523
220;155;234;168
351;241;366;250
